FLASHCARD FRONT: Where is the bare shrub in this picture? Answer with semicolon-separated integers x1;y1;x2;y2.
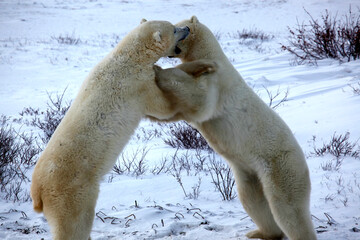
313;132;359;171
193;148;208;174
263;86;289;109
349;82;360;95
188;177;202;200
234;28;274;53
133;125;163;142
207;154;237;201
320;159;343;172
150;157;170;175
282;7;360;64
0;116;41;202
112;159;126;175
177;150;193;176
113;146;150;177
213;30;222;41
163;121;213;152
51;33;81;45
168;150;188;198
234;28;274;41
167;150;202;199
15;88;71;144
313;132;359;159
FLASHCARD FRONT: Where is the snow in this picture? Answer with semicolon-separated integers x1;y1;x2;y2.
0;0;359;239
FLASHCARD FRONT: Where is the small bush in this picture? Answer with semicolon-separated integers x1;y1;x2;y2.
282;7;360;64
321;159;343;171
193;148;208;174
163;121;213;152
234;28;274;41
150;157;170;175
0;116;41;202
312;132;359;172
234;28;274;53
167;150;190;198
349;82;360;95
213;30;222;41
112;146;150;177
133;125;163;142
167;150;202;199
313;132;359;159
263;86;289;109
16;88;71;144
208;154;237;201
51;33;81;45
189;177;202;200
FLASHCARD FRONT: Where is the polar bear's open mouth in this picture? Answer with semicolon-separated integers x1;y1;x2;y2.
168;46;181;58
169;44;184;58
174;46;182;54
168;45;182;58
168;26;190;58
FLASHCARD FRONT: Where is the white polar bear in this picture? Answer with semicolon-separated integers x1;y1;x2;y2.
30;20;190;240
155;16;317;240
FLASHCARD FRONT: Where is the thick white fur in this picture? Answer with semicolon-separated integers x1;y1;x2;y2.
30;20;187;240
154;59;219;123
156;16;317;240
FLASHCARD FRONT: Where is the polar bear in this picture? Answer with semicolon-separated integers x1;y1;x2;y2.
30;20;190;240
155;16;317;240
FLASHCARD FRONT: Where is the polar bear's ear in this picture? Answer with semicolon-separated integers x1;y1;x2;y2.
190;16;199;23
140;19;147;24
153;31;161;42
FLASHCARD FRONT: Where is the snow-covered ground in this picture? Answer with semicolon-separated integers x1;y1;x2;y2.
1;0;359;239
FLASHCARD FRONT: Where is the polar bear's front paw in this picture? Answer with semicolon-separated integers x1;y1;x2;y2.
154;64;190;91
246;229;283;240
176;59;218;78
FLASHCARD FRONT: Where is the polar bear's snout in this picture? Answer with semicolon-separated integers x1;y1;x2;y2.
174;26;190;42
168;26;191;58
170;26;190;56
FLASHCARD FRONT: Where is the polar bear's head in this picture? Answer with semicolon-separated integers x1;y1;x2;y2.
136;19;190;58
166;16;200;60
168;16;220;61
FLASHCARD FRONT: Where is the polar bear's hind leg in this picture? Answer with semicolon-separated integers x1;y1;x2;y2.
43;185;98;240
234;169;284;239
261;153;316;240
